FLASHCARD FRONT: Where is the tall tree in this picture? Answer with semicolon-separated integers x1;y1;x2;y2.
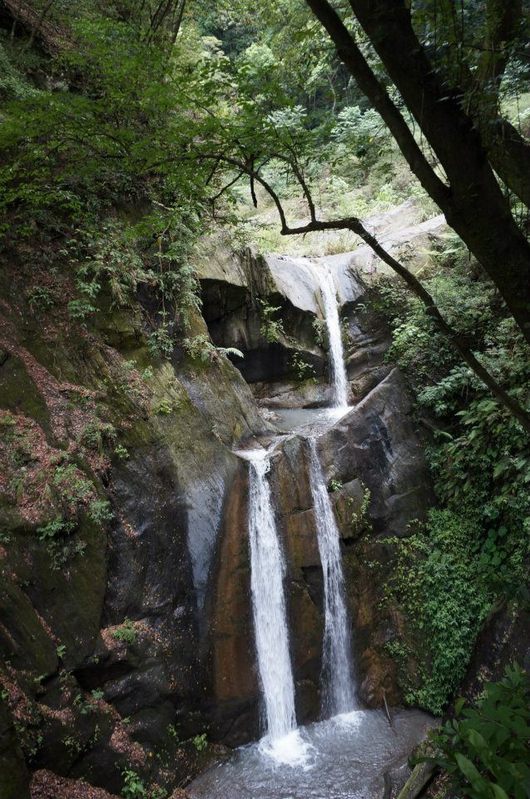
304;0;530;345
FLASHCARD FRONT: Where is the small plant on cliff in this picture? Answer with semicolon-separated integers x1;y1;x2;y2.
37;517;86;569
290;353;317;383
154;399;175;415
67;298;97;321
121;768;146;799
114;444;130;460
183;334;216;363
148;320;175;359
53;463;94;508
313;317;327;347
81;421;116;452
88;499;113;526
350;486;371;537
422;665;530;799
258;299;285;343
37;517;75;542
112;619;137;646
27;286;55;312
192;733;208;752
183;334;243;364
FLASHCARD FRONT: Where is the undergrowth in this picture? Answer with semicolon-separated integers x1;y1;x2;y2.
373;239;530;714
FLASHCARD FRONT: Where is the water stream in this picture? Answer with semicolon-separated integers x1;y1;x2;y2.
190;274;436;797
189;708;436;799
243;449;307;764
308;438;356;716
313;265;349;408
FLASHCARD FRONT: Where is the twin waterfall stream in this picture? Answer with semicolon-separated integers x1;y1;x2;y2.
190;262;435;799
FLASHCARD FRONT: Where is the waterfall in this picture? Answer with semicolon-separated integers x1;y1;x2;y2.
308;438;356;716
316;268;349;408
246;450;298;742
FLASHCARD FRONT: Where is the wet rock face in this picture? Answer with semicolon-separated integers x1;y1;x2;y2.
459;601;530;702
199;249;395;410
201;278;326;389
0;700;30;799
0;226;436;790
0;260;269;794
210;372;433;737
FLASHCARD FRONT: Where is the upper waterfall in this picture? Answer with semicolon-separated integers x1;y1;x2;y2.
308;263;349;408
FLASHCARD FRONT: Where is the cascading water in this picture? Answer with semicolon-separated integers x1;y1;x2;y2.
308;438;356;716
315;267;349;408
244;449;307;764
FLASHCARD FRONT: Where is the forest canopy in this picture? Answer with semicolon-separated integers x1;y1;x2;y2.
1;2;529;797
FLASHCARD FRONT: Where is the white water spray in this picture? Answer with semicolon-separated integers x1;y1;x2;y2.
308;438;356;716
316;268;349;408
244;450;308;763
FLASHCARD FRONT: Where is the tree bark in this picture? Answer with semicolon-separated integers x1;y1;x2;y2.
305;0;530;344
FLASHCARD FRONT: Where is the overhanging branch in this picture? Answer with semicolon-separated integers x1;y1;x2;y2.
212;153;530;434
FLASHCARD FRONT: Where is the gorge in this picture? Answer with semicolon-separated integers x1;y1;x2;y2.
1;4;529;798
191;254;435;797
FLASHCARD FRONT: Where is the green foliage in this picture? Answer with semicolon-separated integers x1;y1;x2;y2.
37;515;86;570
312;317;327;347
258;299;286;343
182;334;242;364
112;619;137;645
424;665;530;799
331;105;392;179
154;399;175;416
27;286;56;312
81;421;117;452
350;486;371;537
375;248;530;713
290;352;316;383
122;768;146;799
88;499;113;526
37;517;75;543
67;299;96;321
53;463;94;507
148;318;175;360
0;9;211;348
114;444;130;460
192;733;208;752
384;510;492;714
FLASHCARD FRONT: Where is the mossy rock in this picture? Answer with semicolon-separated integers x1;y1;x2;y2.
0;353;51;433
22;517;107;668
0;574;58;675
0;701;30;799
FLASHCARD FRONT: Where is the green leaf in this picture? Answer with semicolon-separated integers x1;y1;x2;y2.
455;753;484;789
454;697;466;716
490;785;509;799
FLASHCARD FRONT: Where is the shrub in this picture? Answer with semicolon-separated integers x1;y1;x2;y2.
121;769;146;799
258;299;286;343
112;619;137;645
424;665;530;799
384;510;493;714
192;733;208;752
88;499;113;526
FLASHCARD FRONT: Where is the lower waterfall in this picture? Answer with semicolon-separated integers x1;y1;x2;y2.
245;449;307;763
308;438;356;715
